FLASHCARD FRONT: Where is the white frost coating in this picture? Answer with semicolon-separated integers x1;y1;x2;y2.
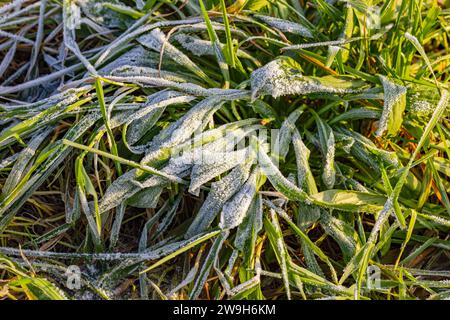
0;30;34;45
99;162;190;212
182;125;260;195
347;178;369;193
195;124;261;156
292;130;313;192
93;17;205;67
338;127;399;168
125;91;195;147
104;75;249;98
376;75;407;137
185;161;253;238
110;65;188;83
219;170;257;230
277;107;303;160
0;0;28;16
139;159;192;189
137;28;167;52
173;33;215;57
411;100;434;116
281;33;386;51
405;32;436;77
421;214;450;227
99;161;188;213
368;198;394;244
341;136;355;153
127;187;163;209
188;148;250;196
255;15;313;38
173;33;254;61
0;230;220;262
99;170;138;212
320;212;357;256
234;194;263;250
256;140;308;202
0;153;20;169
140;96;224;164
141;93;249;164
2;127;54;196
250;59;358;100
99;46;157;75
137;28;208;79
0;3;38;26
322;132;336;189
177;22;248;38
2;86;89;112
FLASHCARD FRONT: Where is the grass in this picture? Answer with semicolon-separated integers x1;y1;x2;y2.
0;0;450;300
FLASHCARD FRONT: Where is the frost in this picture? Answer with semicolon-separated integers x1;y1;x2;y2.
173;33;253;61
345;178;369;193
188;148;250;196
99;158;190;212
341;136;355;153
0;153;20;169
124;90;195;151
314;116;336;189
140;96;223;163
137;28;208;80
0;30;34;45
105;75;249;98
256;139;309;202
367;198;394;244
0;0;28;16
219;170;257;230
250;58;361;100
255;15;313;38
338;127;399;168
99;46;157;75
2;86;89;112
322;132;336;189
177;22;248;38
185;161;253;238
234;194;263;250
0;231;220;262
276;107;304;160
110;65;188;83
78;0;134;29
127;187;163;209
173;33;215;57
140;93;248;164
411;100;434;116
320;212;357;259
292;130;315;192
98;170;139;212
2;127;54;196
376;75;407;137
183;125;260;195
421;214;450;227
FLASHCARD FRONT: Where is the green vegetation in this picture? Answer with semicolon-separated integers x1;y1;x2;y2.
0;0;450;300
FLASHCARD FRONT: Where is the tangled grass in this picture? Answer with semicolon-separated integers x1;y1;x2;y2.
0;0;450;300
